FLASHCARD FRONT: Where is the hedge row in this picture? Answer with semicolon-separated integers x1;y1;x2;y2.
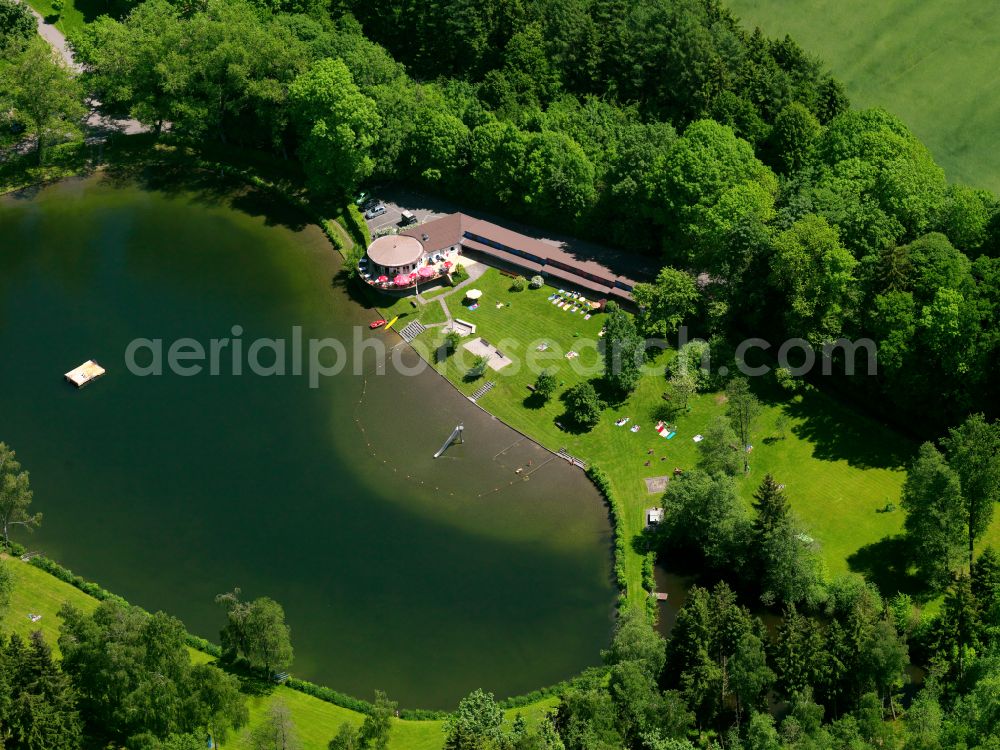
642;552;658;621
285;677;376;716
338;203;370;249
585;465;628;599
28;555;132;611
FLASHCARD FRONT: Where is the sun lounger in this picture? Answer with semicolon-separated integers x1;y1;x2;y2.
666;432;676;439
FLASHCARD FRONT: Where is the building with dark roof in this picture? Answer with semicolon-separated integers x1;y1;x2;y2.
362;212;647;301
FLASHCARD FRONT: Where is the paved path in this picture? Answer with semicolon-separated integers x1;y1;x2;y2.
15;0;149;138
419;262;489;329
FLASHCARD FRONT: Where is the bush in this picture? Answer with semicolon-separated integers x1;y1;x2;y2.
774;367;802;393
529;275;544;289
467;355;489;380
510;275;527;291
344;242;364;279
444;331;461;353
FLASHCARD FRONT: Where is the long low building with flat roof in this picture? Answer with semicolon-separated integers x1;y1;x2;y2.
361;212;648;301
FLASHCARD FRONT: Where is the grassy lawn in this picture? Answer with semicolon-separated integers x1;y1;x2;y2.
356;281;453;329
0;554;98;650
242;692;558;750
397;269;1000;604
727;0;1000;194
0;555;213;665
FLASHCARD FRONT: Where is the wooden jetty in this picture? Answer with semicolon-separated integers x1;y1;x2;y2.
65;360;105;388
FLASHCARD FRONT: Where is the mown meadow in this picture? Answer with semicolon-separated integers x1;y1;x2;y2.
386;269;1000;606
728;0;1000;194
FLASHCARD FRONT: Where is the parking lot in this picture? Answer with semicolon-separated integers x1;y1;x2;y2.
362;195;445;235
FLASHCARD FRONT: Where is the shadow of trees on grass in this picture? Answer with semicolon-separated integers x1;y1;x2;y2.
847;534;935;602
778;389;913;471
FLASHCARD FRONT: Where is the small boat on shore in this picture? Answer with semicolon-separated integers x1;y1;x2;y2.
369;319;386;329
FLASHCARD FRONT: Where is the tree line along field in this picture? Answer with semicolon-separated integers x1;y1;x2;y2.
727;0;1000;195
399;269;1000;604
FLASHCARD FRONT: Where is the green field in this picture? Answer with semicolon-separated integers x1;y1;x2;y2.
399;270;1000;603
727;0;1000;194
0;555;562;750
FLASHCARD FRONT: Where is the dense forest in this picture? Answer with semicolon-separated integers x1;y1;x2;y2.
1;0;998;433
3;0;1000;747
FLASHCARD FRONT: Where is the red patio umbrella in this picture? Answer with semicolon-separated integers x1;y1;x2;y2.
377;275;388;283
409;272;418;279
443;261;453;269
418;266;435;278
394;274;410;286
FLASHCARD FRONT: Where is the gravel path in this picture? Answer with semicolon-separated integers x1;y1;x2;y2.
14;0;149;138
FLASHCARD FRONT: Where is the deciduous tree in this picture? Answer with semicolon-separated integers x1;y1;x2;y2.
289;58;381;197
632;267;699;337
0;442;41;546
216;589;294;676
0;40;84;163
0;0;34;52
725;378;761;474
942;414;1000;566
900;442;966;588
602;302;644;396
563;382;603;431
696;417;741;478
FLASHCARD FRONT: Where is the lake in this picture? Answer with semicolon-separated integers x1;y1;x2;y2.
0;174;615;709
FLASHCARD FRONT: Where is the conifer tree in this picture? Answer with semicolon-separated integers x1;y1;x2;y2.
752;474;789;540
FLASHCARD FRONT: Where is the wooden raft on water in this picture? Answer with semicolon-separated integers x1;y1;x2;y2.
64;360;105;388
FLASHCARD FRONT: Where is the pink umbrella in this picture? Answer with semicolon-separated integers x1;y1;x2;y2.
394;274;410;286
418;266;434;278
377;275;388;283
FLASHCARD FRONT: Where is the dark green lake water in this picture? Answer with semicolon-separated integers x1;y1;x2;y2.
0;175;614;708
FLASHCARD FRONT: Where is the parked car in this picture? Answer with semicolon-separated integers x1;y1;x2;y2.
361;197;379;211
364;204;387;220
399;209;417;226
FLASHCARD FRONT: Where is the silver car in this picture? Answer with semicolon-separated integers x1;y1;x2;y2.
364;204;386;220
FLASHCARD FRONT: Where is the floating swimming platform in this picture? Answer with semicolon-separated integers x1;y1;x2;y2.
64;360;105;388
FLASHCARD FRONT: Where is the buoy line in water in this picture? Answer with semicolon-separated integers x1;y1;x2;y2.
350;369;549;500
